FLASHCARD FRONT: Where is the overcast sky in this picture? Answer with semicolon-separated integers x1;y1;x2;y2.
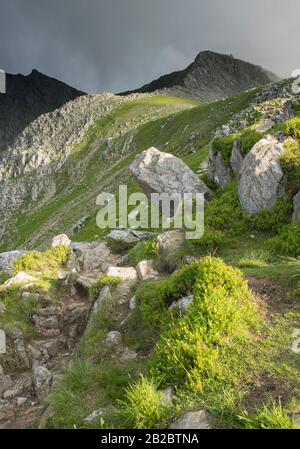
0;0;299;93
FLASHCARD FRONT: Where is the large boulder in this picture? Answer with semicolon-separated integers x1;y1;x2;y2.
238;136;286;215
0;250;27;276
293;191;300;222
130;147;212;200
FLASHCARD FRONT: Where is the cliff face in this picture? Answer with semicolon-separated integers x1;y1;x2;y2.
0;69;85;153
121;51;279;101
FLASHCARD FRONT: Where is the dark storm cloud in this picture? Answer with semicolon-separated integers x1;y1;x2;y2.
0;0;299;93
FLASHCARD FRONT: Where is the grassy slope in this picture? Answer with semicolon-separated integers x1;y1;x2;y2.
3;90;256;251
2;87;300;429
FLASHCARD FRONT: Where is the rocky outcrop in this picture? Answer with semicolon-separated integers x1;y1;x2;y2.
0;69;85;154
230;141;244;175
293;191;300;222
207;146;232;188
0;93;128;183
130;147;212;201
238;136;286;215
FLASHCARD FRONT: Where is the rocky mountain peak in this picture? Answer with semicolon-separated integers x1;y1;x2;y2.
121;50;279;101
0;69;85;153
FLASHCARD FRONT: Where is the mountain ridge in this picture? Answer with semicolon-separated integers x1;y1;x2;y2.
0;69;85;153
120;50;279;101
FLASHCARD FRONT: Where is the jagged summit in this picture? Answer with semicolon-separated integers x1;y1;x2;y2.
120;50;279;101
0;69;85;152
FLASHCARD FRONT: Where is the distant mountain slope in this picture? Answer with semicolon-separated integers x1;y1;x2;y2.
120;51;279;101
0;69;85;153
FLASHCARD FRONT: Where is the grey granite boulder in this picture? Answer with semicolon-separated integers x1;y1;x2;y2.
238;136;286;215
130;147;212;200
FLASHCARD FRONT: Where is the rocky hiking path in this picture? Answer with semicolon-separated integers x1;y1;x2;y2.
0;231;166;429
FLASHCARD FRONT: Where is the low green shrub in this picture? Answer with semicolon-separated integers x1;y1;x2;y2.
13;246;70;275
239;402;295;429
239;128;262;154
281;139;300;197
265;224;300;257
212;134;237;166
0;286;42;338
212;129;262;167
0;272;10;285
251;198;293;233
88;276;121;301
284;116;300;139
205;182;249;236
119;376;173;429
150;257;259;389
237;250;274;269
192;229;226;250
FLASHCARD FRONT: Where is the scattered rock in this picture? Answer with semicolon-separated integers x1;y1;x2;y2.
169;295;194;314
254;118;275;133
129;296;136;310
1;272;37;289
82;242;111;272
292;191;300;222
208;146;232;189
105;331;122;347
84;408;106;423
130;147;212;202
119;347;138;362
16;397;27;407
238;136;286;215
108;229;156;245
169;410;211;429
90;286;112;319
0;366;13;396
157;230;185;256
106;266;138;282
115;282;132;305
0;250;28;276
51;234;71;248
108;230;139;245
136;260;159;281
71;216;90;236
159;387;175;404
75;273;102;292
230;141;244;175
32;366;53;402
